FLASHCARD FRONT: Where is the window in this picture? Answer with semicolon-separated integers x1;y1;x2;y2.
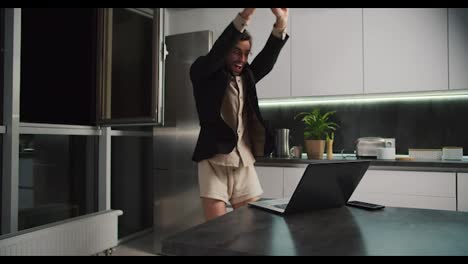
1;8;163;239
99;8;162;125
18;134;98;231
110;127;153;238
20;8;98;125
110;9;153;120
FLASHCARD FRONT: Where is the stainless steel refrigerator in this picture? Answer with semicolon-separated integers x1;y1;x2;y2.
153;30;213;252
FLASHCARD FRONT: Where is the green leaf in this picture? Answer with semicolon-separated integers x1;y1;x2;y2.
295;108;339;140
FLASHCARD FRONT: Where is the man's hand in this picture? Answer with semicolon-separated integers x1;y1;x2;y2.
271;8;289;29
240;8;256;20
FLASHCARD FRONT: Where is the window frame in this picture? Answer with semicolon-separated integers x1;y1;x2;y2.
1;6;164;238
96;8;165;126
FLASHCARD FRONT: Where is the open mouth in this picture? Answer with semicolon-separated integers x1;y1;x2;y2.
234;63;243;71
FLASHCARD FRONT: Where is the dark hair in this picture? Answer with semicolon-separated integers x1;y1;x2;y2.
237;29;252;48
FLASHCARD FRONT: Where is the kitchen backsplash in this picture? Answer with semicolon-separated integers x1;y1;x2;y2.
260;98;468;155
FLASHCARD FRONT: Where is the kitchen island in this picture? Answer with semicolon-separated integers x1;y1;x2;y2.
161;205;468;256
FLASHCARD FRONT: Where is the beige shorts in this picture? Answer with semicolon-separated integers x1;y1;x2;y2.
198;160;263;205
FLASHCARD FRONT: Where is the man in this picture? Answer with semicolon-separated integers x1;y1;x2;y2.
190;8;289;221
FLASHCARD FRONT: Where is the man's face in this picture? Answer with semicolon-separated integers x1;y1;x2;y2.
226;40;251;76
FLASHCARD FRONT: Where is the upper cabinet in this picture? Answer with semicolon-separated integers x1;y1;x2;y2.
449;8;468;90
166;8;468;99
168;8;291;99
291;8;363;97
363;8;448;94
248;9;291;99
167;8;238;40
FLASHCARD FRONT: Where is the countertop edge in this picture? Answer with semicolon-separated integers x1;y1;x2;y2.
254;158;468;173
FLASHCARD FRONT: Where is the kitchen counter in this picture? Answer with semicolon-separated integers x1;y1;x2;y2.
161;205;468;256
255;154;468;173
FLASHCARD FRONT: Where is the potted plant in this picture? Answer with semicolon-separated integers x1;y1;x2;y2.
295;108;338;160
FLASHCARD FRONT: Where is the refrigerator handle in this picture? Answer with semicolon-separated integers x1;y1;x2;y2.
153;8;166;125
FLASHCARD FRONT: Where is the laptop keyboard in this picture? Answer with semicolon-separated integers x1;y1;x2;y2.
273;204;288;209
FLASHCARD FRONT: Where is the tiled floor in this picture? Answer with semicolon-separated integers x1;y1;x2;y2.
110;232;160;256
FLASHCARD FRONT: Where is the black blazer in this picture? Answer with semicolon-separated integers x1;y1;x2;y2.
190;22;289;162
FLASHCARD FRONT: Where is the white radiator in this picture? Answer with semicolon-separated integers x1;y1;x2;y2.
0;210;123;256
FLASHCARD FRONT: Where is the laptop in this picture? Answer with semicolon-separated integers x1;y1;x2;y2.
248;161;370;215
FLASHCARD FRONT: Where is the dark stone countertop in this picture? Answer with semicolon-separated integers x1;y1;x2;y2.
161;206;468;256
255;155;468;172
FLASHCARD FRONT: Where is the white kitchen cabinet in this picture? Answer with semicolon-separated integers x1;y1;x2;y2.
255;166;306;199
248;9;291;99
458;173;468;212
167;8;459;98
449;8;468;90
363;8;448;94
350;170;456;211
167;8;238;40
255;166;284;199
257;164;458;211
283;167;306;198
291;8;363;97
167;8;290;99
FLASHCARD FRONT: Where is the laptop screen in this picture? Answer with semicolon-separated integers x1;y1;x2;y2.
284;161;370;213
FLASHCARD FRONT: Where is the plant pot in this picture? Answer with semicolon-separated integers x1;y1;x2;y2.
305;139;325;160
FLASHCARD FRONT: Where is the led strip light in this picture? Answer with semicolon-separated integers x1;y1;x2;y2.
258;90;468;107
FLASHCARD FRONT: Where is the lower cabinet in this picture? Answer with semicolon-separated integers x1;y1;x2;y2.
255;166;307;199
350;170;456;211
255;166;284;199
283;167;307;198
458;173;468;212
256;165;458;211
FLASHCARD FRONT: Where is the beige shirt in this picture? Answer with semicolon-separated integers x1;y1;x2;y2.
209;75;256;167
208;13;287;168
